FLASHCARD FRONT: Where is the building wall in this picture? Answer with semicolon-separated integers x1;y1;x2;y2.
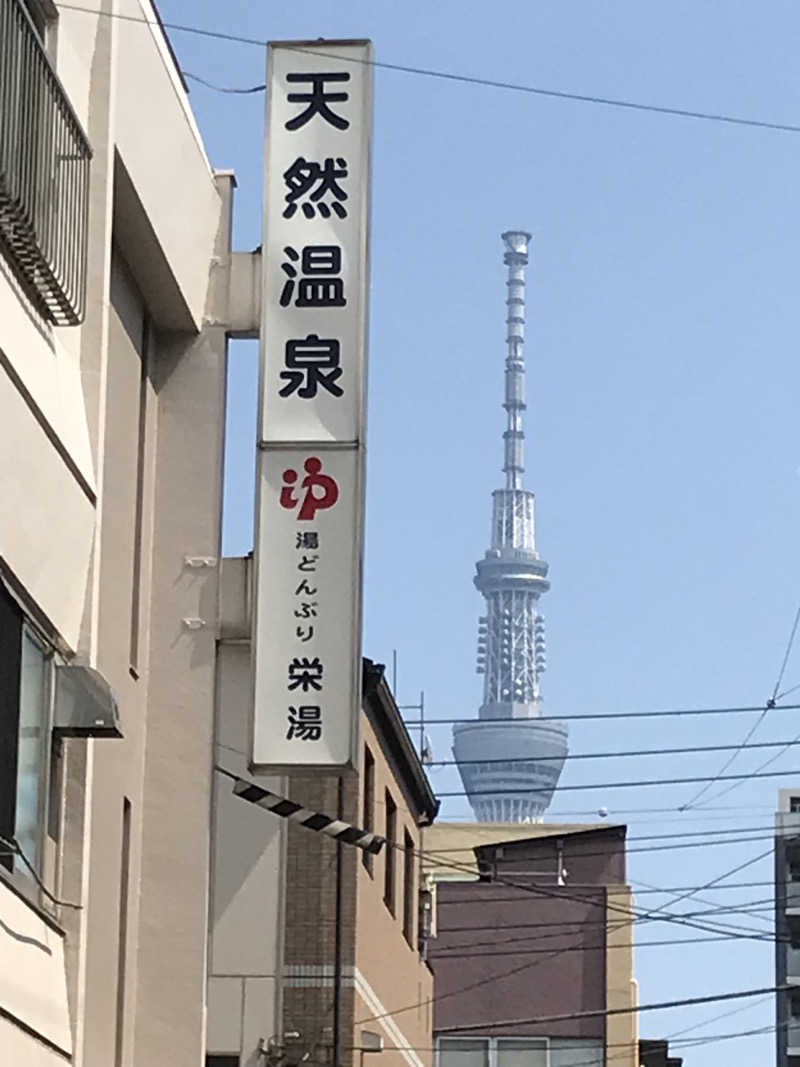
281;733;433;1067
354;714;433;1067
605;887;638;1067
210;568;435;1067
0;4;230;1067
775;789;800;1067
486;827;627;887
427;826;637;1067
430;881;606;1040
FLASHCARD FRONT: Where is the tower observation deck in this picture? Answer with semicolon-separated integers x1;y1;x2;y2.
452;232;568;822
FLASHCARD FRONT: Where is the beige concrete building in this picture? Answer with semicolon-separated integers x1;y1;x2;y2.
0;1;234;1064
211;559;439;1067
423;823;639;1067
0;7;441;1067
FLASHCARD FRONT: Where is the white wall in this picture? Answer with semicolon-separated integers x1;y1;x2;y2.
208;641;283;1062
0;880;72;1059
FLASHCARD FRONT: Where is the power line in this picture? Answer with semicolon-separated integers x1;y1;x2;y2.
353;846;774;1029
435;983;787;1032
398;1015;785;1058
427;820;777;850
381;1017;783;1056
54;3;800;135
0;834;82;909
699;722;800;808
439;878;774;903
665;993;773;1040
183;70;265;94
432;764;800;797
428;736;800;767
434;898;775;941
432;929;778;962
546;804;774;821
431;830;772;861
432;897;777;951
405;701;800;725
680;600;800;810
431;840;776;935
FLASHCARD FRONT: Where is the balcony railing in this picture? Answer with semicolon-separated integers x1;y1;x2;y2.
0;0;91;325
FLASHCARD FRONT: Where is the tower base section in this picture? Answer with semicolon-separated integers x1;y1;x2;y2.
452;717;568;822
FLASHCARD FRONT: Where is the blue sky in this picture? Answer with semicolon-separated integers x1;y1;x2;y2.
160;1;800;1060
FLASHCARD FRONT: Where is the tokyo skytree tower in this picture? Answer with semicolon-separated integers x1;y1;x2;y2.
452;232;568;822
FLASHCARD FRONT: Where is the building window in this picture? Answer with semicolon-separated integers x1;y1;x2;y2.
496;1039;547;1067
438;1038;550;1067
403;828;415;946
384;790;396;914
362;744;374;875
791;796;800;813
438;1038;489;1067
0;584;53;876
206;1058;239;1067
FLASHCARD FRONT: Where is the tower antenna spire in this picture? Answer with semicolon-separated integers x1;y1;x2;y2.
452;232;569;823
501;230;531;491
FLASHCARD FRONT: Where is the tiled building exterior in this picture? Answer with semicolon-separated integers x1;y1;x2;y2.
424;824;639;1067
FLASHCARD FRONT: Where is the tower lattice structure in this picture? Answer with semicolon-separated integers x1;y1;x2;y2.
452;232;568;823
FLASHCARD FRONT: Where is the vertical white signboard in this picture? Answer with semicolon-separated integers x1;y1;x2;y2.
252;40;373;772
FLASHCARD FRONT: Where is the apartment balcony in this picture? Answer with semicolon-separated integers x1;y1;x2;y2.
0;0;91;324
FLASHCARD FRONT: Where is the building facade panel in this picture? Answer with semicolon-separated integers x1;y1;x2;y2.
0;364;95;645
0;878;72;1056
113;0;220;330
0;5;233;1066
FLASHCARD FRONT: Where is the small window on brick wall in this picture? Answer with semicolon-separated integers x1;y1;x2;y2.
403;829;415;946
362;744;374;875
384;790;396;914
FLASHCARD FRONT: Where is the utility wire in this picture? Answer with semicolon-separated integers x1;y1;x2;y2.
431;930;779;962
428;736;800;767
183;70;265;94
219;734;800;766
431;831;773;860
665;993;773;1041
432;764;800;797
404;702;800;725
354;846;774;1029
373;1016;786;1057
440;878;775;903
427;820;778;849
433;899;775;945
681;600;800;810
699;721;800;808
54;3;800;135
429;841;776;938
435;983;787;1032
0;834;82;909
777;680;800;701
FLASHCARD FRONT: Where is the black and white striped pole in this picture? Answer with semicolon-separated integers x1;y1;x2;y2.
215;766;385;855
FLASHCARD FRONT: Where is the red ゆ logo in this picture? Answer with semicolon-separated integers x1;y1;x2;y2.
280;457;339;521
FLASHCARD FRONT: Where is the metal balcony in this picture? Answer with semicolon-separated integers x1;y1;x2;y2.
0;0;91;325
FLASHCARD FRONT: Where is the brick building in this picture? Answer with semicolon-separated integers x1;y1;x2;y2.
210;557;439;1067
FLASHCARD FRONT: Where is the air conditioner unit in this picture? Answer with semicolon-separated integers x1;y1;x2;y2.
53;665;122;738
